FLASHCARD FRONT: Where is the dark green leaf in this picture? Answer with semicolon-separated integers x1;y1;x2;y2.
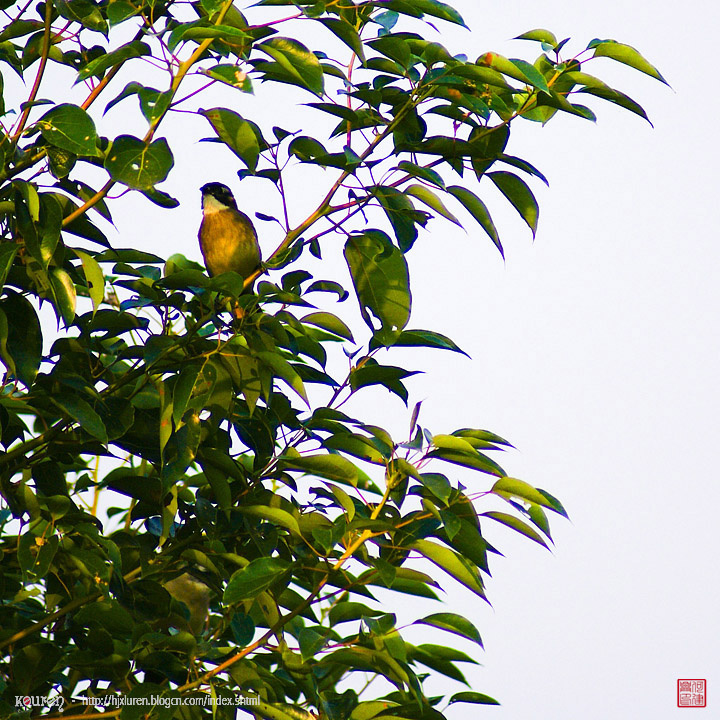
56;0;107;33
0;241;18;289
446;185;502;257
350;363;419;404
317;18;365;62
77;41;151;81
426;446;505;476
488;171;539;237
449;691;500;706
104;135;174;190
344;231;411;341
390;329;468;356
397;161;445;189
51;394;108;443
0;290;42;387
224;557;290;603
201;108;260;171
414;612;483;646
36;103;100;157
374;185;427;251
258;37;324;96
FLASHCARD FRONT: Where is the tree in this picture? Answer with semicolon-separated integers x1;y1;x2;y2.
0;1;665;717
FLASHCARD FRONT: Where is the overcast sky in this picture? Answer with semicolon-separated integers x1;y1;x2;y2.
11;0;717;715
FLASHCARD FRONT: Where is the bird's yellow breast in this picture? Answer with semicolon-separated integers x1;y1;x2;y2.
198;208;260;279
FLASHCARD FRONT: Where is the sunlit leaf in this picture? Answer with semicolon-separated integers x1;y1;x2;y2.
590;39;669;85
257;37;324;96
410;539;485;598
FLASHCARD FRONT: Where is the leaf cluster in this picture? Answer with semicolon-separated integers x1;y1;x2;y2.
0;1;664;717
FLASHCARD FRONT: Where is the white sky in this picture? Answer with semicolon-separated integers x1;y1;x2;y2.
7;0;718;716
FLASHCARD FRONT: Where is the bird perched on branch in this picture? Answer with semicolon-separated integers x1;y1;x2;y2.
198;182;261;290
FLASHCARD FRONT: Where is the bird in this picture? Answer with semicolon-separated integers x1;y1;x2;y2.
198;182;261;290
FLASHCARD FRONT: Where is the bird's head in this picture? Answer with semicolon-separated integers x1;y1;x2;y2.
200;182;237;212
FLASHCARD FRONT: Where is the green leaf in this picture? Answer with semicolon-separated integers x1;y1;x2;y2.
406;0;466;27
301;311;354;341
256;350;308;404
51;394;108;443
224;557;290;603
0;242;18;289
317;18;365;62
389;329;468;356
323;433;386;465
409;539;485;598
509;58;550;92
329;602;383;626
278;453;377;492
414;612;483;646
258;37;324;96
449;691;500;706
181;24;249;43
569;75;651;123
55;0;108;33
514;28;558;46
107;0;140;25
373;186;427;252
201;108;260;172
397;161;445;189
104;82;172;123
590;39;668;85
76;40;151;81
104;135;174;190
488;171;539;237
202;64;253;92
49;267;77;324
344;231;411;342
18;533;59;580
36;104;100;157
237;505;301;536
446;186;502;257
0;290;42;387
492;477;567;516
350;363;419;404
482;511;549;548
425;447;505;476
405;184;460;226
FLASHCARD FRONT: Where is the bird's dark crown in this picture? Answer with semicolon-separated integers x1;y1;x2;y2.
200;182;237;209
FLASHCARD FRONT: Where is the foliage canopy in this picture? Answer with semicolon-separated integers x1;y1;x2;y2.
0;0;663;717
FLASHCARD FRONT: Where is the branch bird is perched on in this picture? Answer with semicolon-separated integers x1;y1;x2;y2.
198;182;261;290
